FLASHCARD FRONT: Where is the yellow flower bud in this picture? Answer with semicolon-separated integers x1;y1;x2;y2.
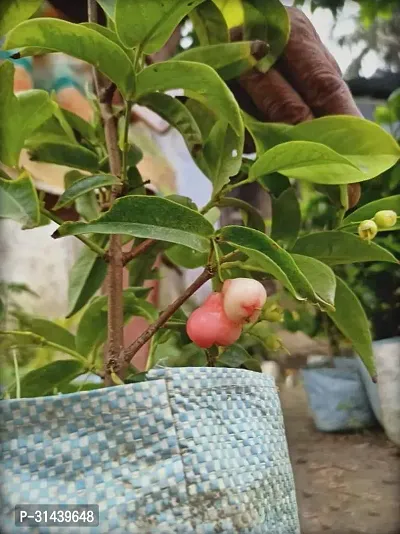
373;210;397;229
358;220;378;241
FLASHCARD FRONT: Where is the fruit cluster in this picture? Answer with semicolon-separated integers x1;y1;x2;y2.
187;279;267;348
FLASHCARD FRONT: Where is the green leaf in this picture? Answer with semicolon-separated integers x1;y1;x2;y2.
289;116;400;181
327;276;375;378
271;187;301;248
56;196;214;252
0;63;53;166
190;0;229;45
219;225;332;307
76;291;157;357
55;174;120;210
115;0;205;52
174;41;267;80
10;360;85;398
185;99;215;140
27;318;76;352
138;93;202;154
342;195;400;232
165;245;208;269
4;18;135;98
217;343;252;368
250;141;366;185
243;0;290;73
199;120;243;194
291;254;336;309
0;175;40;229
136;61;243;138
62;109;97;143
166;195;198;211
244;114;292;155
0;0;42;35
28;142;99;172
97;0;116;19
216;197;265;232
258;172;291;197
67;236;108;318
292;231;399;265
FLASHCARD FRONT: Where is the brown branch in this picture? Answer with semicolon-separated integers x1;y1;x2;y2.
115;266;215;377
88;0;124;387
121;238;155;266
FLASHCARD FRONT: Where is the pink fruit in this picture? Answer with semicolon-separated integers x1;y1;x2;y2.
222;278;267;323
186;293;242;348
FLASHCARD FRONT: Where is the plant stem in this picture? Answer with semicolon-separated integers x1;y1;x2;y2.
117;267;215;376
88;0;124;386
122;238;154;266
121;101;132;184
42;208;105;256
335;184;350;228
12;349;20;399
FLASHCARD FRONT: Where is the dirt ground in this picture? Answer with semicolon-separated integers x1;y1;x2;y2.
280;384;400;534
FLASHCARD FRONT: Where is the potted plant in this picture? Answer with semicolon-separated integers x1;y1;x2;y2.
0;0;400;532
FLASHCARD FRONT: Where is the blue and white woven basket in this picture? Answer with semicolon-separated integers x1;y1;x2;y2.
0;367;300;533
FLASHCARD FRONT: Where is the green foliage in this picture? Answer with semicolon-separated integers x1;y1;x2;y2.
56;196;215;252
114;0;205;53
4;18;135;97
327;277;376;377
0;175;40;229
1;0;400;390
190;1;229;45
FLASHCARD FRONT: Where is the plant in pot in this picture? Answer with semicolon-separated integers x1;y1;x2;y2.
0;0;400;532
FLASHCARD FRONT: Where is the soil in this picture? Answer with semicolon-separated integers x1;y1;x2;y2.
280;384;400;534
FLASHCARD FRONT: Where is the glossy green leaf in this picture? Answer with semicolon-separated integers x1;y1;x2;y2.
136;61;243;138
62;109;97;143
292;231;398;265
56;196;214;252
216;197;265;232
76;291;157;357
55;175;119;210
185;99;216;140
327;277;375;377
27;318;76;352
244;114;292;155
219;225;332;307
246;114;400;181
67;235;108;318
166;195;198;211
217;343;252;368
258;172;291;197
199;120;243;194
290;116;400;181
28;142;99;172
115;0;205;52
165;245;208;269
342;195;400;232
138;93;202;154
10;360;85;398
4;18;135;97
0;175;40;229
250;141;365;185
174;41;267;80
291;254;336;309
271;187;301;248
97;0;116;19
190;0;229;45
0;63;53;166
0;0;42;35
243;0;290;73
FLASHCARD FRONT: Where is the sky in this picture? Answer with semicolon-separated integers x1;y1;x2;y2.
284;0;381;77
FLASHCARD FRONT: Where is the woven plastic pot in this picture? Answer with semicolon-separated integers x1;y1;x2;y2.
0;367;300;533
302;357;376;432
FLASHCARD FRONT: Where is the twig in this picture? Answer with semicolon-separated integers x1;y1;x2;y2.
43;208;105;256
115;266;215;376
121;238;155;266
88;0;124;387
